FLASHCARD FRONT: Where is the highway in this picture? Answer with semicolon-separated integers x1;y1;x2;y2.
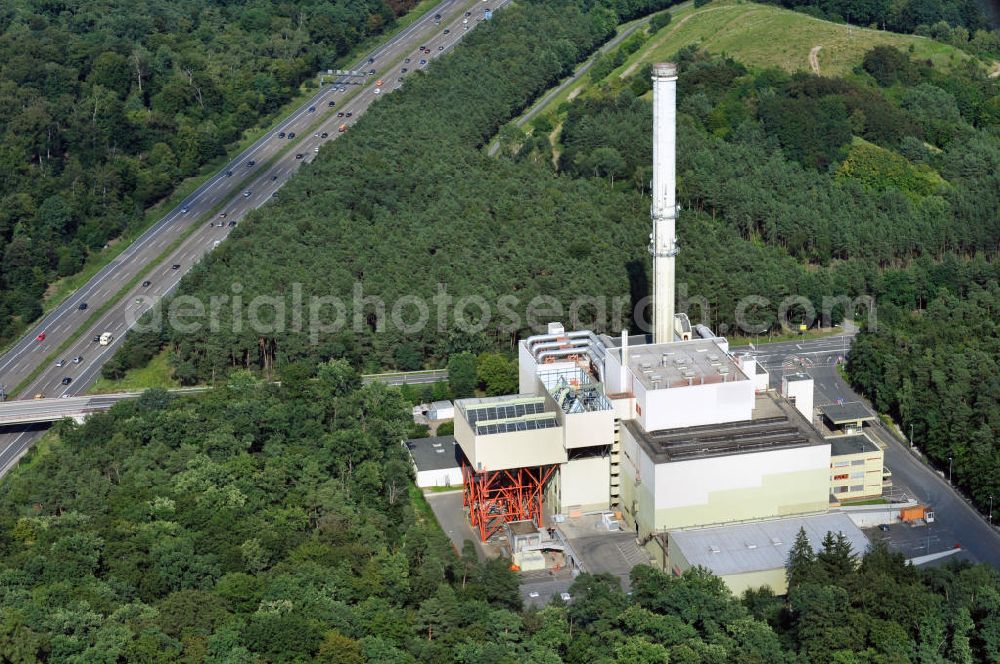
0;0;503;476
733;329;1000;569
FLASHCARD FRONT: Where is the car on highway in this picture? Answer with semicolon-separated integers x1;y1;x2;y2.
327;100;335;107
308;106;316;112
368;68;376;75
142;280;151;287
528;591;540;599
78;302;87;310
73;356;82;363
92;335;100;343
338;86;345;92
438;45;444;50
368;56;375;63
465;11;471;16
135;297;143;304
34;393;44;400
419;59;427;65
401;67;408;73
419;44;426;50
288;132;295;138
278;131;286;138
320;132;328;138
295;153;304;159
61;377;72;386
345;112;352;117
314;146;319;152
373;88;380;94
35;332;45;342
444;29;450;34
243;190;251;198
55;359;65;367
226;170;233;176
219;213;227;219
171;264;180;270
247;160;255;167
404;58;411;63
181;207;189;214
227;220;237;227
337;112;344;117
271;175;278;181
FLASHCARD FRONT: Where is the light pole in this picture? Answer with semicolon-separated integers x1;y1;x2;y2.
948;457;952;485
990;495;993;525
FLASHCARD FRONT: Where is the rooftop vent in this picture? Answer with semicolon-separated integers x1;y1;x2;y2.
435;449;444;454
745;542;757;550
709;545;721;554
770;537;783;546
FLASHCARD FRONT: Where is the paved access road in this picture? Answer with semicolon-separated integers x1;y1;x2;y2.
0;0;504;477
733;330;1000;569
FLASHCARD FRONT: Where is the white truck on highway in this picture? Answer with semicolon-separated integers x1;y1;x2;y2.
99;332;113;346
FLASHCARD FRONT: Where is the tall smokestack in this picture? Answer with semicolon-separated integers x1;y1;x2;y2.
650;62;678;345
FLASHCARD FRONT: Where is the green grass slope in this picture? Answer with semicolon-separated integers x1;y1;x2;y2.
617;0;983;79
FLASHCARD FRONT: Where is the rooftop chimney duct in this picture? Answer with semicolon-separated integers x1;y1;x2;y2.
650;62;679;345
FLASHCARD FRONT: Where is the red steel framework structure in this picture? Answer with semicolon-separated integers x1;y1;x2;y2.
461;460;556;542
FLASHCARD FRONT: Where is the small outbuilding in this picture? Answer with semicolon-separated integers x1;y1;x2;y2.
404;435;463;488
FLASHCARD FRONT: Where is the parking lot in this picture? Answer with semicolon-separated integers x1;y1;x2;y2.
863;520;970;563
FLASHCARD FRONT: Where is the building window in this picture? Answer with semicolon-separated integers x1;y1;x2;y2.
851;459;865;466
834;486;849;494
850;484;864;492
851;472;865;479
833;461;850;468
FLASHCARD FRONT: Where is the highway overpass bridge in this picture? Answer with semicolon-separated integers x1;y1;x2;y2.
0;388;209;427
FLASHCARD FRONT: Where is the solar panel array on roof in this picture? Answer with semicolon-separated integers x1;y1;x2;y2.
475;416;557;436
467;400;545;427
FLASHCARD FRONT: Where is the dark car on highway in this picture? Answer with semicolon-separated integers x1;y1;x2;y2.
295;153;304;159
78;302;87;310
327;100;335;107
61;377;72;385
287;132;295;138
171;264;180;270
142;280;151;287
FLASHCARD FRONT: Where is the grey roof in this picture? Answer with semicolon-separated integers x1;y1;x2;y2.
624;391;827;463
784;372;812;382
616;338;748;391
429;400;453;411
405;436;463;472
669;513;869;576
821;401;876;424
829;434;879;457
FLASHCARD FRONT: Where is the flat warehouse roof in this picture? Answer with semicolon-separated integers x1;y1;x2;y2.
830;434;879;457
617;338;748;391
625;391;826;463
405;436;463;471
669;512;868;576
821;401;876;424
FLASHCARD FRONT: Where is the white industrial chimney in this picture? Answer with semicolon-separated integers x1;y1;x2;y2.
650;62;679;345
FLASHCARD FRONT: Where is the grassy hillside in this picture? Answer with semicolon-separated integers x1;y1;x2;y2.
624;0;979;76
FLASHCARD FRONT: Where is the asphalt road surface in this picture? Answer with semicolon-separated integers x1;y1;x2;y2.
734;330;1000;570
0;0;504;477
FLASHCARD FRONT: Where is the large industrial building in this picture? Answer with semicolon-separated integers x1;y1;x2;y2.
446;61;879;588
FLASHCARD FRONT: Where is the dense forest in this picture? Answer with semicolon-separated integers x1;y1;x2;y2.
848;270;1000;522
0;0;417;343
119;0;676;380
2;376;1000;661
